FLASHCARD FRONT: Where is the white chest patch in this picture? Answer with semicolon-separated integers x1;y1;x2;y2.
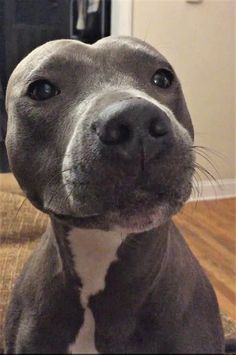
67;228;127;354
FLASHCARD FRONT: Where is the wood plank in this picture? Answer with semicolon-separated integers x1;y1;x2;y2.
174;198;236;322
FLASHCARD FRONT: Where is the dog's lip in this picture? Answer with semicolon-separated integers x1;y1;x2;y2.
46;186;169;222
49;211;102;223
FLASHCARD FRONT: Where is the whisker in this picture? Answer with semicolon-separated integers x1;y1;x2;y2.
192;145;226;160
63;184;74;207
193;163;219;200
46;168;73;189
193;149;222;182
191;174;201;205
194;162;218;185
46;180;73;211
189;144;226;204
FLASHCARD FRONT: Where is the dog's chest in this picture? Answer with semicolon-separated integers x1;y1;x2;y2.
67;228;126;354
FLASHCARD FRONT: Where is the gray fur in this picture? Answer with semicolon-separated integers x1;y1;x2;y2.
5;36;224;354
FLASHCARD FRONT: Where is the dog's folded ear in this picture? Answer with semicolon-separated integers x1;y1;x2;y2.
0;78;7;141
0;78;10;172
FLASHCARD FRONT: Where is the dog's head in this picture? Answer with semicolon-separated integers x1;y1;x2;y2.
6;36;195;232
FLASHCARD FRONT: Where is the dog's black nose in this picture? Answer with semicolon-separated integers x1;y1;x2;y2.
93;98;173;161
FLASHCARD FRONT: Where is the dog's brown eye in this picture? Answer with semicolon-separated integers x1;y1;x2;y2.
28;80;60;101
152;69;174;89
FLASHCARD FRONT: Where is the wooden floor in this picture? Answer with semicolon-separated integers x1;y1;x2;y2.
174;198;236;322
1;174;236;321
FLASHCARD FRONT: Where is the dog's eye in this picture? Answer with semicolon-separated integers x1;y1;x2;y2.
151;69;174;89
28;80;60;101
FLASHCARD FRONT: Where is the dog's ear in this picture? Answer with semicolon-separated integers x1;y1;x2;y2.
0;78;10;172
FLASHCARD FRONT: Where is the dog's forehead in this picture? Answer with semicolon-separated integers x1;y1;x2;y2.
94;36;167;62
10;40;91;81
12;37;169;80
6;40;90;103
6;36;173;108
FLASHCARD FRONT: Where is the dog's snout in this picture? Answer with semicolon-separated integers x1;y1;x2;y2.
92;98;173;161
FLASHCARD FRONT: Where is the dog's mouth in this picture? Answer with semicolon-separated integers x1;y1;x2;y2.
50;211;101;223
49;207;166;233
45;149;194;231
47;184;186;232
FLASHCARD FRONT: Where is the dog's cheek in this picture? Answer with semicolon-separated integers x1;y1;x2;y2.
172;90;194;140
6;115;65;211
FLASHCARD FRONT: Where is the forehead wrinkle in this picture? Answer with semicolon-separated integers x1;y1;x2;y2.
25;54;97;87
100;44;173;72
25;54;75;82
96;36;171;67
127;45;174;71
25;54;58;82
20;41;92;82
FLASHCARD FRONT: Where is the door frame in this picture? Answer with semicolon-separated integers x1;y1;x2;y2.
111;0;133;36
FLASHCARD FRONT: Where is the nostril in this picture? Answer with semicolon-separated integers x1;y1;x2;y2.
149;119;169;138
94;122;130;145
107;124;130;144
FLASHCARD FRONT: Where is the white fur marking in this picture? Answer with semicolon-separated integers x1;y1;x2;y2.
69;308;97;354
68;228;127;354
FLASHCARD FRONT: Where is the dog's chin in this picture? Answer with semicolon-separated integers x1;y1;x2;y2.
111;216;166;234
50;199;180;234
107;200;180;233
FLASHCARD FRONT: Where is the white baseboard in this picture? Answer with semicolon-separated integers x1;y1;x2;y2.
111;0;133;36
189;178;236;201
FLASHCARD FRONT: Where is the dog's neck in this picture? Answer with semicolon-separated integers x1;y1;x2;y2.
50;218;171;288
67;228;126;307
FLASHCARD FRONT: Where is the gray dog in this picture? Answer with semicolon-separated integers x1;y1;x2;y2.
5;36;224;354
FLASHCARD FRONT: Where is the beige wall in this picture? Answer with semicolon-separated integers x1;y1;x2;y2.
133;0;236;182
